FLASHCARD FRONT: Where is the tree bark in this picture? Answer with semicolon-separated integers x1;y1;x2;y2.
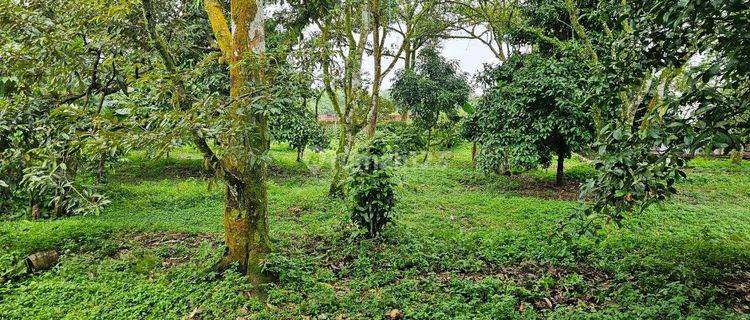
423;128;431;162
471;141;477;168
556;141;566;187
329;121;355;197
297;146;304;162
204;0;271;288
215;176;272;288
96;153;107;184
365;0;382;139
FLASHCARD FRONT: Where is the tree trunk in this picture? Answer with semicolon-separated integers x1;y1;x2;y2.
96;152;107;184
423;128;431;163
26;250;59;272
216;176;272;290
365;0;382;139
297;146;304;162
556;141;566;187
329;122;355;197
314;91;323;119
204;0;271;289
471;141;477;168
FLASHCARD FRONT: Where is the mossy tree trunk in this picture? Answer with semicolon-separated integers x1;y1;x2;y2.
471;141;478;168
329;117;356;197
319;6;370;197
145;0;271;286
218;172;272;287
205;0;271;286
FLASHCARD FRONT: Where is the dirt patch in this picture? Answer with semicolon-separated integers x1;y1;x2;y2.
721;271;750;313
460;174;583;201
434;261;612;311
112;232;221;267
128;232;219;249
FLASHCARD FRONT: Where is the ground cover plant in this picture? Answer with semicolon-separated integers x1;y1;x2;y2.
1;0;748;318
1;144;749;319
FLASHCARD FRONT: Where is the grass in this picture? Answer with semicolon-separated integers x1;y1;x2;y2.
1;143;749;319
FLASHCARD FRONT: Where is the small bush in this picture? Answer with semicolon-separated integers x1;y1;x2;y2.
432;117;462;150
347;139;396;238
376;122;424;161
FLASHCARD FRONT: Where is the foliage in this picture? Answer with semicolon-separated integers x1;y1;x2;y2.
392;46;469;132
346;139;396;238
566;0;750;222
475;52;593;183
1;147;749;318
432;115;463;150
0;0;138;217
458;107;479;143
391;46;470;157
268;65;329;159
375;122;425;161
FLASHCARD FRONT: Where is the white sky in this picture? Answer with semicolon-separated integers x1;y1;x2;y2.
361;37;500;93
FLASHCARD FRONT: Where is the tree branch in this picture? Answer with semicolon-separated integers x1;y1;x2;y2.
203;0;232;62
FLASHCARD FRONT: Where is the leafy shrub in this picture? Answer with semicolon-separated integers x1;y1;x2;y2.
375;122;424;161
347;139;396;237
432;116;462;150
1;99;112;219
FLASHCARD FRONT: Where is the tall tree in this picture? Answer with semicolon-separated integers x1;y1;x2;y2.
199;0;273;287
391;46;470;161
317;0;372;197
364;0;444;138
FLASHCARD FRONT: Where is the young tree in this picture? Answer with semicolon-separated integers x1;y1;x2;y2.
316;0;372;197
475;52;593;186
459;104;479;168
391;46;470;162
364;0;445;138
270;103;330;162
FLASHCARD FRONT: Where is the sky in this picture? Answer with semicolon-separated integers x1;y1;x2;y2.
361;36;500;93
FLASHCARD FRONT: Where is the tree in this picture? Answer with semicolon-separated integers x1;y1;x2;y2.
270;103;330;162
364;0;445;138
475;52;593;186
523;0;750;225
140;0;276;287
444;0;522;62
316;0;372;197
0;0;139;218
391;46;470;161
459;104;479;168
135;0;324;289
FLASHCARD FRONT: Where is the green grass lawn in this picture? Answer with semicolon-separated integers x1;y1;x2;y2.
1;143;749;319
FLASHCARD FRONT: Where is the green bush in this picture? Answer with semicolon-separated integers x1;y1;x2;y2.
432;116;462;150
346;139;396;238
376;122;424;161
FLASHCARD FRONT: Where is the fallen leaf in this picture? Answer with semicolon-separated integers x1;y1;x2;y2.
183;307;202;320
385;309;403;319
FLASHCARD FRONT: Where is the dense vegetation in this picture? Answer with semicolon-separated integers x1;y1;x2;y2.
2;147;749;319
1;0;748;318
